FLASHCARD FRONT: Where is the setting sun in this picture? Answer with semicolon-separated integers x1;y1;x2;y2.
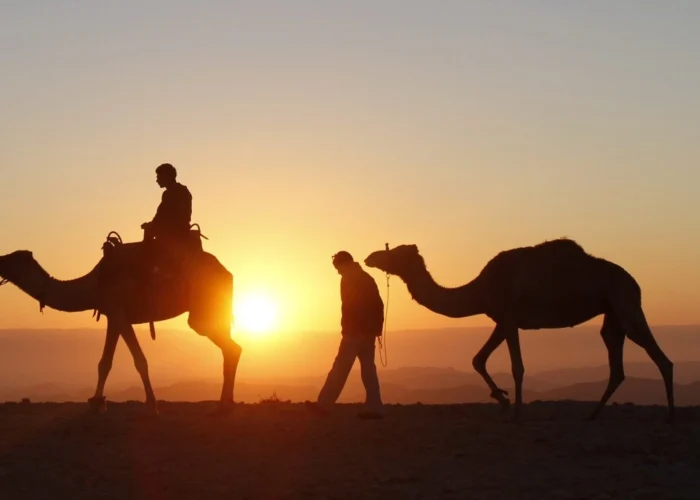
234;292;279;334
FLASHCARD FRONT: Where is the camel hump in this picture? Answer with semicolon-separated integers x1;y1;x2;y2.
532;238;588;256
489;238;588;264
477;238;593;280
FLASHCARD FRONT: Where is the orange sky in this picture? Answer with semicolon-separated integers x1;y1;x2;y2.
1;2;699;335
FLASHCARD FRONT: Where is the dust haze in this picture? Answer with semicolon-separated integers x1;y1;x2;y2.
3;324;698;405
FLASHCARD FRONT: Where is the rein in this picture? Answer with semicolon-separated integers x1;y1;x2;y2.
378;243;390;368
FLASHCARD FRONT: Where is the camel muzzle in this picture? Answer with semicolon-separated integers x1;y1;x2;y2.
364;253;380;269
0;260;8;286
364;243;390;269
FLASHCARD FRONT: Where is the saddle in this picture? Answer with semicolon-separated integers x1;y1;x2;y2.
94;224;208;339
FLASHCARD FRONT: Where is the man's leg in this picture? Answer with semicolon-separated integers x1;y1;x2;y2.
357;335;384;418
315;336;358;412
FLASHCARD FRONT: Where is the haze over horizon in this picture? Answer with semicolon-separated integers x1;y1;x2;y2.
2;2;699;372
1;324;699;389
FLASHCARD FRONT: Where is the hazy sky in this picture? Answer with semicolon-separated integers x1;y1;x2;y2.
1;1;699;335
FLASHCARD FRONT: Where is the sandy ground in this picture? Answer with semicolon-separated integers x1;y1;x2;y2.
1;401;699;500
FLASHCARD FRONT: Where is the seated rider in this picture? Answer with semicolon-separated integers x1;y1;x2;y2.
141;163;193;272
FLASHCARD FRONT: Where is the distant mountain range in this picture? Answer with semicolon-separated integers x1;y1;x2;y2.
3;362;699;407
1;325;699;406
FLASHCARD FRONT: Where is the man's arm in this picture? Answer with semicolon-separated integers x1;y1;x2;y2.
143;190;172;229
340;276;352;316
153;190;171;223
340;275;363;331
368;278;385;323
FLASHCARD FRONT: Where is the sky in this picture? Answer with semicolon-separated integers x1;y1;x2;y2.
1;1;699;337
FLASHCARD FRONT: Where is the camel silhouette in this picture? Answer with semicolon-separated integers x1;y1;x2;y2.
0;231;241;415
364;239;674;421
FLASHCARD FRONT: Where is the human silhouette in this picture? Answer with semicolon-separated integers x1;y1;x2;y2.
141;163;192;244
141;163;193;274
306;251;385;419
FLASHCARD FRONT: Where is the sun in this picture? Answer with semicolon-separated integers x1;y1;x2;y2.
234;292;279;334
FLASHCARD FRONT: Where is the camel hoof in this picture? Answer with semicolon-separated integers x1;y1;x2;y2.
87;396;107;414
507;407;522;422
490;389;510;415
587;407;602;421
498;399;511;415
145;400;160;416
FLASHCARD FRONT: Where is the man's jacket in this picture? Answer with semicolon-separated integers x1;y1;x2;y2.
340;262;384;337
150;182;192;239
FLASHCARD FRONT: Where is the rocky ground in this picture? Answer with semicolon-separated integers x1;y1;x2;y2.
0;400;699;499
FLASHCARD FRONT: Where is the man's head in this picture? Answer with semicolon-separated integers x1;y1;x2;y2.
155;163;177;188
332;250;355;275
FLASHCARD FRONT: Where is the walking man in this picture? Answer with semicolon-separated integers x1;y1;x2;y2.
307;250;385;419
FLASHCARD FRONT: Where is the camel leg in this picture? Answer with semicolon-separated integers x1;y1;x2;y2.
209;331;243;412
189;317;242;415
119;323;158;414
88;319;120;413
622;309;674;423
505;328;525;420
589;313;625;421
472;324;510;411
186;257;240;414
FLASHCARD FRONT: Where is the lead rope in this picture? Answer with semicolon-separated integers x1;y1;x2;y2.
378;272;389;367
378;243;390;367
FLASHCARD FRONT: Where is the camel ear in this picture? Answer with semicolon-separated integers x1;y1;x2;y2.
406;244;418;254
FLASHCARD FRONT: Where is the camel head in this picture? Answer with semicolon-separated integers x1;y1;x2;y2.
0;250;36;285
364;244;426;279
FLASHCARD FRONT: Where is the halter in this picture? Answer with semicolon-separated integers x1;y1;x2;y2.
0;260;50;312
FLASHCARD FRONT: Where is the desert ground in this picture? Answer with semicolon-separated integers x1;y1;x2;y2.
1;401;699;499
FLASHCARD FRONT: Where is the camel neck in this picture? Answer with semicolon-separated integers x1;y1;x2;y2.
403;267;485;319
1;257;99;313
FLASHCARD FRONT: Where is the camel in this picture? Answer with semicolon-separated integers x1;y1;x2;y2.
364;239;674;421
0;230;241;415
